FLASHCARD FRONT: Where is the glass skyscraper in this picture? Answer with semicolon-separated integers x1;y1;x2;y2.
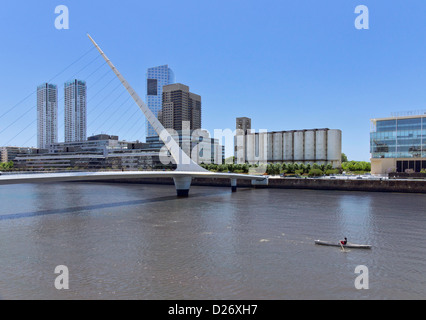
370;114;426;174
146;65;175;138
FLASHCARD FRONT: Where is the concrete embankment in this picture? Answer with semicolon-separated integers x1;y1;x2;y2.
93;176;426;194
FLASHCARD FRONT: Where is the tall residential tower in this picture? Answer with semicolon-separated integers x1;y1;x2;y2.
37;83;58;149
64;79;87;142
146;65;175;137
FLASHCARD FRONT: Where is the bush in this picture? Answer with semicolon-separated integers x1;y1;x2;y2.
295;169;304;176
325;169;339;175
342;161;371;172
0;161;14;171
308;169;323;177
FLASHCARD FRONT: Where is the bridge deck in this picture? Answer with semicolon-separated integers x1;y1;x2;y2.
0;171;267;185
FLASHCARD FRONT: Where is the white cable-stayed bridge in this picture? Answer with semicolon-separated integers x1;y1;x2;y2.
0;35;268;196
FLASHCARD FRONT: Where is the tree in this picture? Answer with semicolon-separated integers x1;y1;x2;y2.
341;153;348;163
341;160;371;173
0;161;14;171
286;163;295;174
305;163;311;174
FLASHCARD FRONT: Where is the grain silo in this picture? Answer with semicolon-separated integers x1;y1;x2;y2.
304;130;316;162
315;129;328;164
293;131;305;161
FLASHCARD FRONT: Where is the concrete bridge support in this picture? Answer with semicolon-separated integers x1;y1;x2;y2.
231;178;237;192
173;176;192;197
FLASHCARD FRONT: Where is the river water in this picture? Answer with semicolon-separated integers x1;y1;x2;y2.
0;182;425;300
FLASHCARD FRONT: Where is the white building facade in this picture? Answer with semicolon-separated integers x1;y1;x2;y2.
235;118;342;168
37;83;58;149
64;79;87;142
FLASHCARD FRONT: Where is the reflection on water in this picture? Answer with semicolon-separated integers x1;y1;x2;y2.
0;182;425;299
337;195;373;244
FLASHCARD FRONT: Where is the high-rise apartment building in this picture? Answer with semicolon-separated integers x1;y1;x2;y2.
37;83;58;149
146;65;175;137
64;79;87;142
160;83;201;131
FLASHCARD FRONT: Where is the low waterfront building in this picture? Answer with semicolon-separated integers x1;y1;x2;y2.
370;112;426;174
1;146;39;163
14;134;161;171
146;129;224;165
234;117;342;168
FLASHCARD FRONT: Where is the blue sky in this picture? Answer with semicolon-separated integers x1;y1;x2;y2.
1;0;426;161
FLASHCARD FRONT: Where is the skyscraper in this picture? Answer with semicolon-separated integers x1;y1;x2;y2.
37;83;58;149
160;83;201;131
64;79;87;142
146;65;175;137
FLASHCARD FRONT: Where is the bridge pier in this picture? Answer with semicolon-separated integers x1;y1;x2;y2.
231;178;237;192
173;176;192;197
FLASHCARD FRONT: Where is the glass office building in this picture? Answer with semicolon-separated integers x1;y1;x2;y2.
370;114;426;174
146;65;175;138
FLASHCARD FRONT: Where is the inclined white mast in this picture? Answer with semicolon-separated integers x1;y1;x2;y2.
87;34;206;172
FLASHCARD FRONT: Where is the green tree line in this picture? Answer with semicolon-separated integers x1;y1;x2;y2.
341;161;371;173
201;159;371;177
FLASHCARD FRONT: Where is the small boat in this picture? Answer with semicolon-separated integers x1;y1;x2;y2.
315;240;371;249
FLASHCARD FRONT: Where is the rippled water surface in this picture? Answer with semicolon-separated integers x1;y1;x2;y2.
0;182;425;299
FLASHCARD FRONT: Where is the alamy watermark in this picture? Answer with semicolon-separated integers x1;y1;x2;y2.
55;5;69;30
54;4;369;30
355;5;369;30
354;265;369;290
54;265;69;290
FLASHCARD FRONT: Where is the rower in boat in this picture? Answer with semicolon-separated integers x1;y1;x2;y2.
314;239;371;249
340;237;347;245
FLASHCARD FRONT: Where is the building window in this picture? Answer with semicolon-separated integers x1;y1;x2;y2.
147;79;158;96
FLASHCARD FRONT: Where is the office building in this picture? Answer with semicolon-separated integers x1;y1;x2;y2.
1;146;38;163
37;83;58;149
146;65;175;137
14;134;160;171
149;83;219;164
160;83;201;131
65;79;87;142
234;117;342;168
146;129;224;165
370;112;426;174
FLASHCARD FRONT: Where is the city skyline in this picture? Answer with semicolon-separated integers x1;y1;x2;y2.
2;1;426;162
1;2;426;302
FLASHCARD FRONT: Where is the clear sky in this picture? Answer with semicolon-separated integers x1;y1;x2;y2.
1;0;426;161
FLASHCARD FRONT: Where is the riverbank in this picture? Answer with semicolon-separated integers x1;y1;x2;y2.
93;176;426;194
